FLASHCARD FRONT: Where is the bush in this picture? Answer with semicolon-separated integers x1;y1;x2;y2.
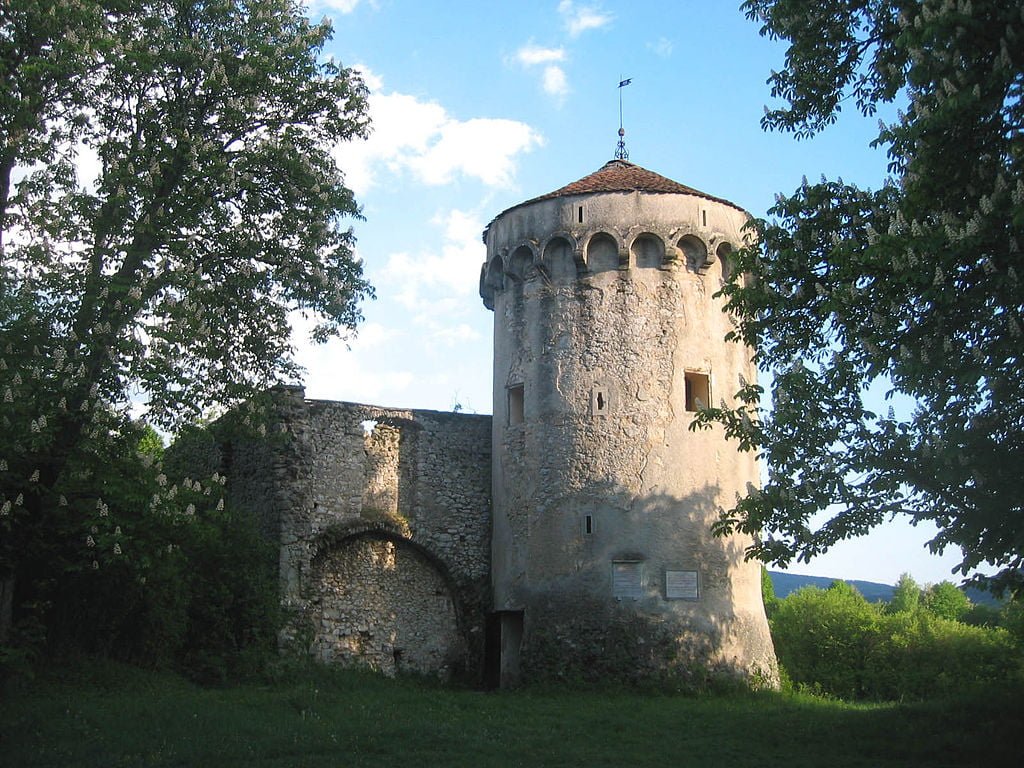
176;504;280;683
5;419;278;683
865;611;1020;700
922;581;972;622
770;581;880;699
771;582;1023;700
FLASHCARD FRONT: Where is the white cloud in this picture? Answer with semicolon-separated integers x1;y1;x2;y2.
334;68;542;195
512;45;570;102
542;66;569;98
647;37;673;58
429;323;481;345
309;0;365;14
290;314;416;404
290;208;492;407
407;118;541;187
515;44;566;66
558;1;613;37
380;208;486;306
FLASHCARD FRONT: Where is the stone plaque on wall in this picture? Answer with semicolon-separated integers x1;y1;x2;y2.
612;561;643;600
666;570;699;600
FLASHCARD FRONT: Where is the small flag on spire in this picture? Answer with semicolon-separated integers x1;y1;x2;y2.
616;77;631;160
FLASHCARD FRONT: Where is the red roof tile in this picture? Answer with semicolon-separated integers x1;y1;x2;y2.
535;160;718;200
484;160;745;243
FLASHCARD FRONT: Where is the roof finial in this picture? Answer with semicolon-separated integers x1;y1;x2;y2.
616;77;632;160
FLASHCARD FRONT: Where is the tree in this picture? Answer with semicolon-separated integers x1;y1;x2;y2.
700;0;1024;594
771;581;880;699
888;573;922;615
1;0;371;642
923;580;972;622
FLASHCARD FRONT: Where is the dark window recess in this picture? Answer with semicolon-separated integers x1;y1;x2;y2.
592;385;609;416
578;206;584;223
585;515;594;535
684;371;710;412
508;384;525;425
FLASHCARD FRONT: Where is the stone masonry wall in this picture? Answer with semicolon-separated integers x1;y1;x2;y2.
224;386;492;680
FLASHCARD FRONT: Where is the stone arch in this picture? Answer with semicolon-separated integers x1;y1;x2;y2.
678;234;709;274
630;233;666;269
484;255;504;290
542;234;578;281
585;231;620;274
309;524;466;678
715;241;734;282
507;244;535;281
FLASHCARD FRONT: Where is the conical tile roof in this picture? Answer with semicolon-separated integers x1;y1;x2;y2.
531;159;734;202
484;160;745;242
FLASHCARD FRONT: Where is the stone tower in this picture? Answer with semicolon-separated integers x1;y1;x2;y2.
480;159;777;686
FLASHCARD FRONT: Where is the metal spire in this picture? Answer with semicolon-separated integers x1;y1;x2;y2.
615;77;632;160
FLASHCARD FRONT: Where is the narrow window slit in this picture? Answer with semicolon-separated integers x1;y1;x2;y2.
508;384;525;426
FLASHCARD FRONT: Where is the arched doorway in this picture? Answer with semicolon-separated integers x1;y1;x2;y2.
310;533;464;677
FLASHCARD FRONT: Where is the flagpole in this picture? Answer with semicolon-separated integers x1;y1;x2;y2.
616;78;632;160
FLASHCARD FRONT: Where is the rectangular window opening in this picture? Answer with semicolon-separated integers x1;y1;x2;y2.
684;371;710;412
702;209;707;227
578;206;584;223
584;514;593;535
508;384;524;426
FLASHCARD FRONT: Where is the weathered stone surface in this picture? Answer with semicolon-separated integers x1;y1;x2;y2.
311;536;463;676
217;159;777;688
482;160;778;685
221;394;491;680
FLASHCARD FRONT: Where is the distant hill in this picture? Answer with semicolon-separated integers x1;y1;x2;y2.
767;571;1002;606
768;571;894;603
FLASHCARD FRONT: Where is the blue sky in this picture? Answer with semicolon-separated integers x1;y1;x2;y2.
292;0;968;586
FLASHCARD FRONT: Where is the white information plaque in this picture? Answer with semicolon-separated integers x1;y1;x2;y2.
612;561;643;600
666;570;699;600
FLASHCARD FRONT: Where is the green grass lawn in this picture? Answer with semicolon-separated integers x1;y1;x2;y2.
1;660;1021;767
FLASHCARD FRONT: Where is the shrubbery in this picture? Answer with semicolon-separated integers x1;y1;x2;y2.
2;419;278;683
771;580;1022;700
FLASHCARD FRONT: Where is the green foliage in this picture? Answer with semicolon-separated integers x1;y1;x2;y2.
176;502;279;683
771;581;881;699
922;581;972;622
699;0;1024;593
1000;599;1024;646
887;573;921;614
136;425;165;463
866;611;1019;701
1;0;369;661
0;411;278;682
772;582;1022;700
761;566;779;618
961;602;1002;629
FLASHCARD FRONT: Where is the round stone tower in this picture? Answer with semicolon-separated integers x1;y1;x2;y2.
479;159;777;686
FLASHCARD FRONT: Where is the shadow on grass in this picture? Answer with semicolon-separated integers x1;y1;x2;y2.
1;659;1021;767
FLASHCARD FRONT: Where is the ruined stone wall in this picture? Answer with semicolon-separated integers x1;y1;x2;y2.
223;386;492;680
